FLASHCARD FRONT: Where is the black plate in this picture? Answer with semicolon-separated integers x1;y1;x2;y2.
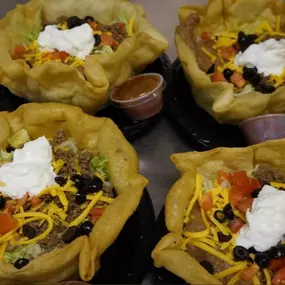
151;206;185;285
0;53;172;142
90;189;155;284
97;53;173;141
165;59;248;151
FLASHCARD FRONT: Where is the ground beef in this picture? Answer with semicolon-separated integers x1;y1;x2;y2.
109;23;127;43
66;192;82;223
51;130;67;147
177;12;220;72
37;222;66;252
54;149;77;177
253;164;285;185
78;151;93;177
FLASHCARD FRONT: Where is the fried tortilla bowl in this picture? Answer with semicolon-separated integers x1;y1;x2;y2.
175;0;285;124
152;139;285;284
0;103;148;285
0;0;169;114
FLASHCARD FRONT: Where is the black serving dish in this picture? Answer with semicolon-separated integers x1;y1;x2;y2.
151;206;185;285
0;53;172;142
90;189;155;284
165;59;248;151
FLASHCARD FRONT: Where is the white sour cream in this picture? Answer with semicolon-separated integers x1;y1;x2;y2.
0;137;56;199
38;23;95;60
237;185;285;252
235;39;285;76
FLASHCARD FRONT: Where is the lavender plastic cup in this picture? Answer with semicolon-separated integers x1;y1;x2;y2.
239;114;285;145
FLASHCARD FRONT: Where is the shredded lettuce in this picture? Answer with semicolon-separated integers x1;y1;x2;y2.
91;155;108;180
8;129;30;149
101;45;114;54
57;138;77;153
0;149;13;162
4;244;42;264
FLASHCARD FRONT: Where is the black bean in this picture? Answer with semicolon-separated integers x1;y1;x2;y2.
269;245;285;259
71;174;86;188
0;196;6;210
94;34;101;47
14;258;29;269
255;252;269;269
243;66;258;80
199;260;214;275
78;220;94;236
22;225;37;239
223;69;234;81
206;64;215;75
84;16;94;22
6;146;15;153
86;178;103;194
223;204;235;220
255;84;276;94
75;192;87;205
62;226;78;243
55;176;67;187
251;188;261;198
67;16;85;29
217;232;232;242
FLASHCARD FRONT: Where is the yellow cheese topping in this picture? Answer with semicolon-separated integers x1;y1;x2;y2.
213;262;247;279
263;269;272;285
228;271;242;285
128;17;135;37
0;242;8;260
69;191;103;227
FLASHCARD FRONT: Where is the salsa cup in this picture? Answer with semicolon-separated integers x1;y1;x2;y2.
110;73;166;121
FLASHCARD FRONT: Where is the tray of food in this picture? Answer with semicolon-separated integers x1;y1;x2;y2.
0;0;171;141
152;139;285;285
166;0;285;150
0;103;155;285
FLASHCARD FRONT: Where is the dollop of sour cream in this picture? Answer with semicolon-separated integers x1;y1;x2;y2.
235;38;285;76
0;137;56;199
38;23;95;60
237;185;285;252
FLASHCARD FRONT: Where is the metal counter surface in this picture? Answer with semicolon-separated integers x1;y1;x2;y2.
133;117;192;217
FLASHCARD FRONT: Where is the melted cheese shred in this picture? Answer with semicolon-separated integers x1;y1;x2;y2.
184;175;203;224
263;269;272;285
13;213;53;245
182;174;267;283
69;191;103;227
0;242;8;260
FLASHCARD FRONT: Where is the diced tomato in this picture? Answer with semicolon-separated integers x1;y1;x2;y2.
236;196;253;215
201;31;212;41
30;197;42;207
230;72;247;88
273;267;285;285
229;185;244;207
88;21;97;30
217;170;232;185
200;193;213;211
90;207;105;217
12;45;25;60
100;34;118;47
18;193;29;206
0;214;17;235
248;178;261;192
241;264;260;281
90;207;105;224
211;71;227;82
269;259;285;272
230;218;244;233
118;23;126;31
5;202;15;214
232;171;249;187
52;51;69;61
220;46;237;60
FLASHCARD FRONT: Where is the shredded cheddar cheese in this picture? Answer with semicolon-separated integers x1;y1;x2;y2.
263;269;272;285
69;191;103;227
128;17;135;37
214;262;247;279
